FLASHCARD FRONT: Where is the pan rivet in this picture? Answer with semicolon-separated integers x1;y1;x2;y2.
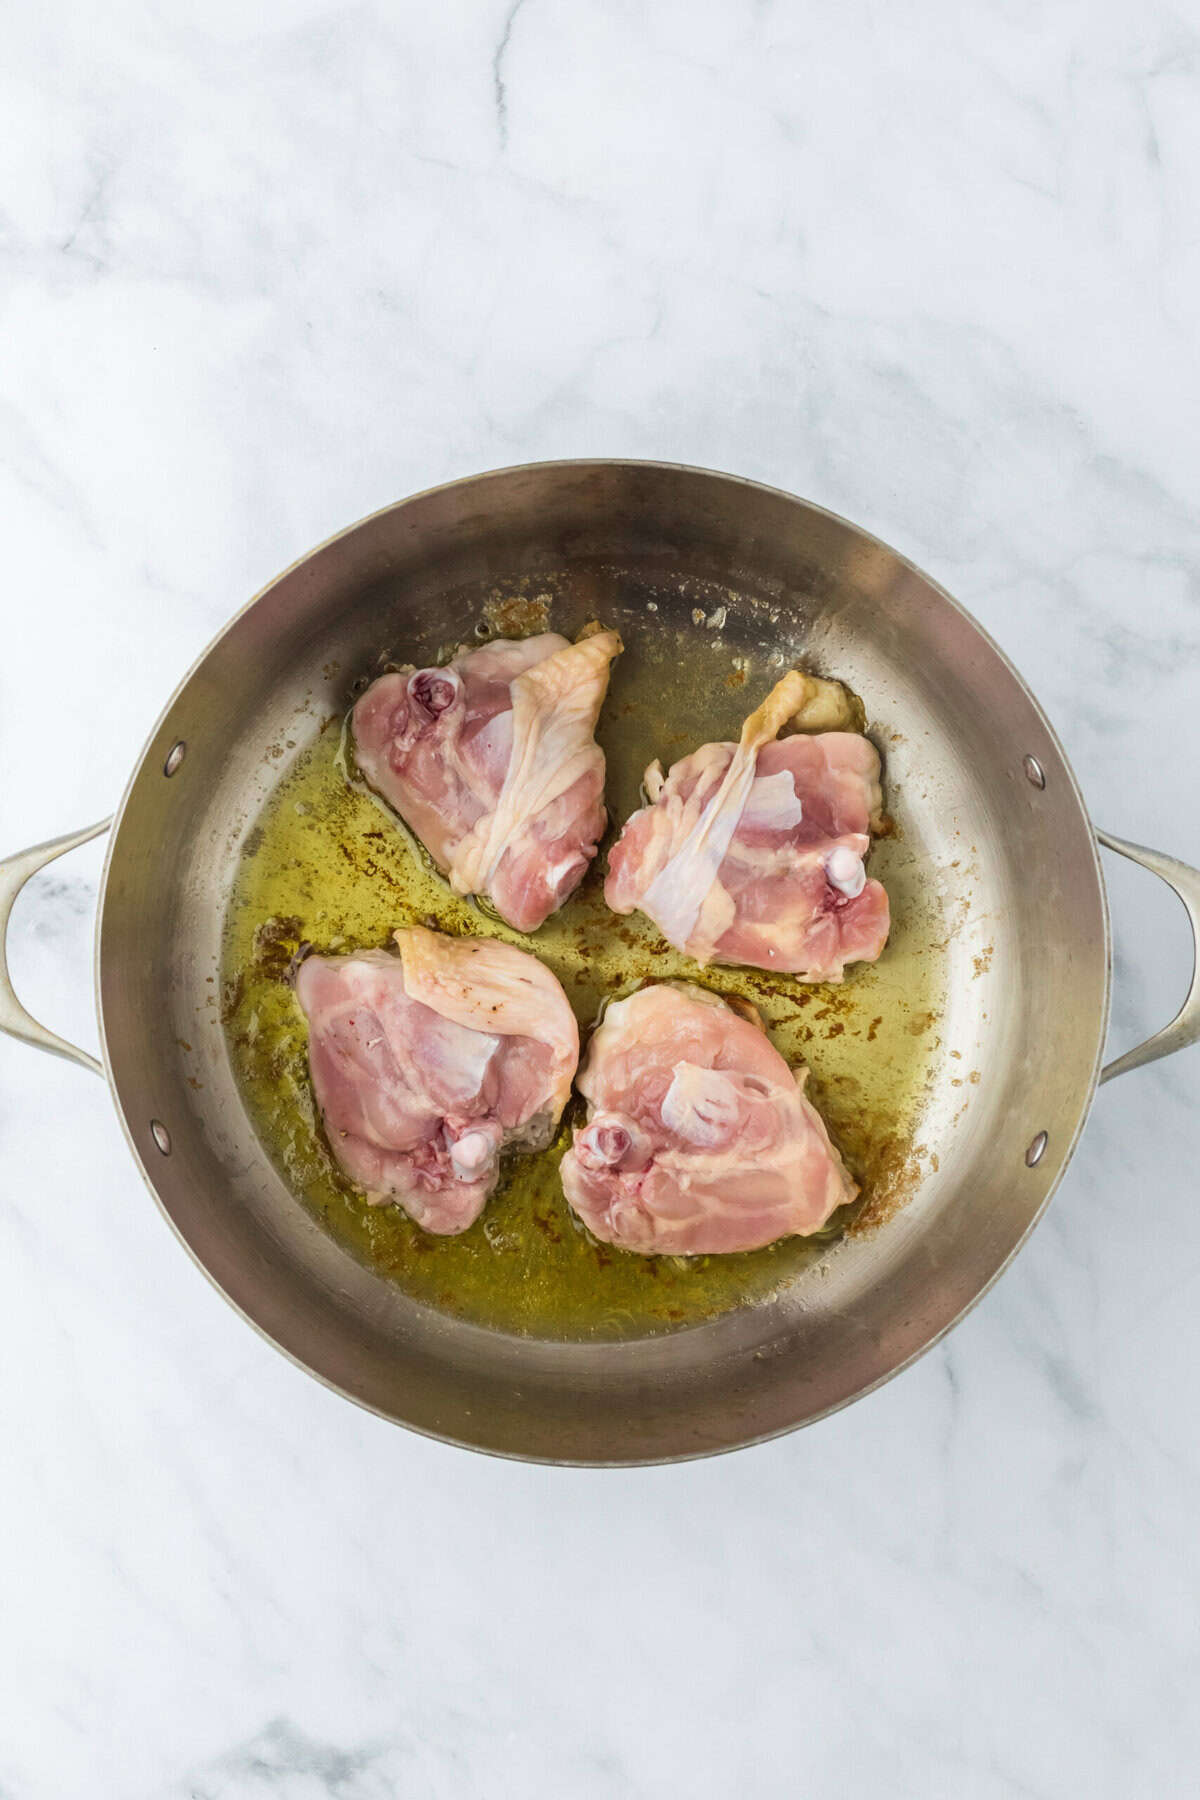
150;1119;172;1155
1023;755;1045;789
1025;1130;1048;1167
163;741;187;777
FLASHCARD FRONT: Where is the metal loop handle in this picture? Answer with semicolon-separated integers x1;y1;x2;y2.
3;819;1194;1086
0;819;112;1076
1097;829;1200;1083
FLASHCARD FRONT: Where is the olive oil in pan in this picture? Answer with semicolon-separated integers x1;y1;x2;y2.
221;637;943;1340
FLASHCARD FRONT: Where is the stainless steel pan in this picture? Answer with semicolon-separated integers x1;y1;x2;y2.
3;462;1198;1464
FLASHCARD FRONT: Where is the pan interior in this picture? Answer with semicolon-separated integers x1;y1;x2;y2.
98;464;1108;1459
219;573;945;1340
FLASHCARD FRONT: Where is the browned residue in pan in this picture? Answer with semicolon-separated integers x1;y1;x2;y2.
482;585;552;639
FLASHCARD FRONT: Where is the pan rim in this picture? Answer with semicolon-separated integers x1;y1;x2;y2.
92;458;1113;1463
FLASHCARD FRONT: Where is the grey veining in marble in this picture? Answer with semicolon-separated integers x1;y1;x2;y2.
1;2;1198;1796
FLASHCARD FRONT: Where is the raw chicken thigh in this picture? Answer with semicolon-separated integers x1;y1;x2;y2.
294;925;579;1234
352;629;622;932
560;982;856;1255
605;670;890;980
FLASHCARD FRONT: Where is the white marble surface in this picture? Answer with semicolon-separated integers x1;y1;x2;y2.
2;2;1199;1794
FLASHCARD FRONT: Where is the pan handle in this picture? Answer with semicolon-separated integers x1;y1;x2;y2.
6;819;1194;1083
1097;829;1200;1083
0;818;112;1076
